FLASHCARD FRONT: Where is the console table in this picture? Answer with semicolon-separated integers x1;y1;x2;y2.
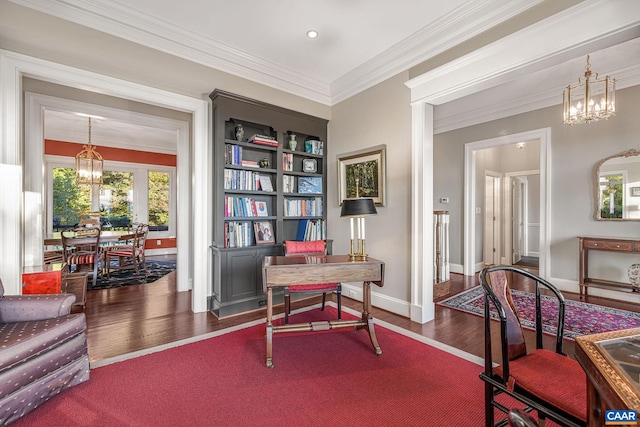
262;255;384;368
578;236;640;297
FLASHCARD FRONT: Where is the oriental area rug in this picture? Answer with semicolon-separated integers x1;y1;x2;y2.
438;286;640;340
91;260;176;290
14;308;500;427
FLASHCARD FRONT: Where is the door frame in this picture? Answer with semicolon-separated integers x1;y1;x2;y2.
483;170;501;266
504;170;539;265
464;128;550;278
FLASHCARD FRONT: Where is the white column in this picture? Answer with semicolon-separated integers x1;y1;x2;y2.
409;101;434;324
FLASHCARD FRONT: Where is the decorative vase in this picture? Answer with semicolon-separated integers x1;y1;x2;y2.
288;134;297;151
629;263;640;291
234;124;244;141
259;158;270;168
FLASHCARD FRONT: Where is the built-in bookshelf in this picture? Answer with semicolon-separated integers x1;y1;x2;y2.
209;90;328;317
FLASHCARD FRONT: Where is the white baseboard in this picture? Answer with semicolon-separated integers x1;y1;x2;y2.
450;263;463;274
145;248;177;256
341;283;411;317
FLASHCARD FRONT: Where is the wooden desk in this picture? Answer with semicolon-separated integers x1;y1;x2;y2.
262;255;385;368
44;230;135;246
578;236;640;297
575;328;640;426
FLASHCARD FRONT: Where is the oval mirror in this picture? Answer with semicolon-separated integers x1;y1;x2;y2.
595;149;640;220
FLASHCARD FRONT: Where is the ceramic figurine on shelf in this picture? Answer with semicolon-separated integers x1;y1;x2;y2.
259;158;270;168
288;134;297;151
235;124;244;141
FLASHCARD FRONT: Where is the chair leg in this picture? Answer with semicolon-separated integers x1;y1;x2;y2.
321;293;326;310
284;291;291;324
484;381;494;427
337;287;342;320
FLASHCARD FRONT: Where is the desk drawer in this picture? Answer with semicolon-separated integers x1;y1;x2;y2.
583;239;634;252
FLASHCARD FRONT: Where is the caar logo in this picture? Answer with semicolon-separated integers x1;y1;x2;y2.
606;410;638;425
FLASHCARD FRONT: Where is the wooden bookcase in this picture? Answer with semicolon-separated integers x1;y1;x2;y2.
209;90;328;317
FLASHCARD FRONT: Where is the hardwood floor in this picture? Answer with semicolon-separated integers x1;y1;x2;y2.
84;263;640;364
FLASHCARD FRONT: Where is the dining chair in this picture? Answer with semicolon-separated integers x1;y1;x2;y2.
105;223;149;277
282;240;341;324
479;265;587;427
61;227;103;288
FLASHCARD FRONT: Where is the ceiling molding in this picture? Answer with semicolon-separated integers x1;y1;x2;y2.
406;0;640;105
11;0;539;106
433;63;640;134
330;0;542;105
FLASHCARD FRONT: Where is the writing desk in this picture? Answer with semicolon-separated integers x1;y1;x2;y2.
262;255;385;368
575;327;640;426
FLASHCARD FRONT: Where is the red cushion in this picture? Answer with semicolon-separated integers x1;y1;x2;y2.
284;240;325;255
494;349;586;422
67;254;96;264
288;283;338;292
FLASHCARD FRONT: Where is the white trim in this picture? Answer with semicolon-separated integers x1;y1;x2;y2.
463;129;551;279
0;50;209;311
409;101;434;324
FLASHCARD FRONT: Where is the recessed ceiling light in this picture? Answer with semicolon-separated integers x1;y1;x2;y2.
306;30;318;39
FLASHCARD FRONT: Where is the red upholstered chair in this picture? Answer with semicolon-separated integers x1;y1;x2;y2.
479;265;587;427
282;240;341;324
61;227;103;289
105;223;149;277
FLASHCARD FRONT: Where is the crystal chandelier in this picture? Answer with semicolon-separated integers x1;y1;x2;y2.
75;117;103;185
563;55;616;125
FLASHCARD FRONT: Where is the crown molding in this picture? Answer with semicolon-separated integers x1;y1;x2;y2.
406;0;640;105
330;0;542;105
10;0;539;106
433;63;640;134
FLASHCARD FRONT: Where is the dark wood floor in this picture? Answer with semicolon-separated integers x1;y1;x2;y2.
84;264;640;364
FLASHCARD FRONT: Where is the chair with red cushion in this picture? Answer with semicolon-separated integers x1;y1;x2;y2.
61;227;103;289
105;223;149;277
282;240;341;324
479;265;587;427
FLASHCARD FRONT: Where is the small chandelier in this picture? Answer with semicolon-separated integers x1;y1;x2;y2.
75;117;103;185
563;55;616;125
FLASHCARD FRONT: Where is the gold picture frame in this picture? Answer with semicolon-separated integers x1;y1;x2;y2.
337;145;386;206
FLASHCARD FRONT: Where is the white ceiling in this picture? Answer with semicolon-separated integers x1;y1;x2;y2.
15;0;640;153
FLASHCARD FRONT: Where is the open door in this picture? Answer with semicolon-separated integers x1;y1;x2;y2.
484;172;501;266
511;176;525;264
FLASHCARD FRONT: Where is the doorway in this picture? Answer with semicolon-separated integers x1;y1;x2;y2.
463;128;550;278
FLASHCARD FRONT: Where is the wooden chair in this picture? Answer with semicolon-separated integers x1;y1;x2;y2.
282;240;341;324
61;227;103;289
479;265;587;427
105;223;149;277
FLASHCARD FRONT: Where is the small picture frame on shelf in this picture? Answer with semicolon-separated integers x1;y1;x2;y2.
302;158;317;173
254;221;274;245
298;176;322;194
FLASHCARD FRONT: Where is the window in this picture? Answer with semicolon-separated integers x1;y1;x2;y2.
47;157;175;236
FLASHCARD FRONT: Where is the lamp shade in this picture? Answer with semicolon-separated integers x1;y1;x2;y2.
340;198;377;217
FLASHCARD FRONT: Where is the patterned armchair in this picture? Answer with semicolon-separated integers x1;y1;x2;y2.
0;278;89;424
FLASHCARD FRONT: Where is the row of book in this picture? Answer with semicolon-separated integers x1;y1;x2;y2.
248;134;278;147
224;144;244;166
282;175;322;194
296;219;327;241
224;196;269;218
224;170;273;192
284;197;323;217
282;153;293;171
224;221;254;248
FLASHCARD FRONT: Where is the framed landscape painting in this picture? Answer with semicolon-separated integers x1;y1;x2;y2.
337;145;386;206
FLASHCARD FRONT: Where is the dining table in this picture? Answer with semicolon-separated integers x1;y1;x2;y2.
44;230;135;246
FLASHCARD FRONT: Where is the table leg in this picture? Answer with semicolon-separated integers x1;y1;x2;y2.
266;287;274;368
362;281;382;356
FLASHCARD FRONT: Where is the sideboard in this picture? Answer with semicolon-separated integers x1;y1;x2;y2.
578;236;640;297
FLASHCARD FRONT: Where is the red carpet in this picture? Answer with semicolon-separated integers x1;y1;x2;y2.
15;308;489;426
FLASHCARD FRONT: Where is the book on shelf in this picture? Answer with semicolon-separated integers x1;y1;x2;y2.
284;197;322;217
258;175;273;192
304;139;324;155
224;221;254;248
255;201;268;217
296;219;326;241
282;175;295;193
248;134;278;147
282;153;293;171
225;144;243;166
225;196;265;217
297;176;322;194
241;160;259;168
224;169;262;191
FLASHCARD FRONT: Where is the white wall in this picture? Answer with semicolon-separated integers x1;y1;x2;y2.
329;72;413;303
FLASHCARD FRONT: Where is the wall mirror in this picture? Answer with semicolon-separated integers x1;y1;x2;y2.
595;148;640;221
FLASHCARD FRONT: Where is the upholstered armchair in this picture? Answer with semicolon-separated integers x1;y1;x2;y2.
0;278;90;425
